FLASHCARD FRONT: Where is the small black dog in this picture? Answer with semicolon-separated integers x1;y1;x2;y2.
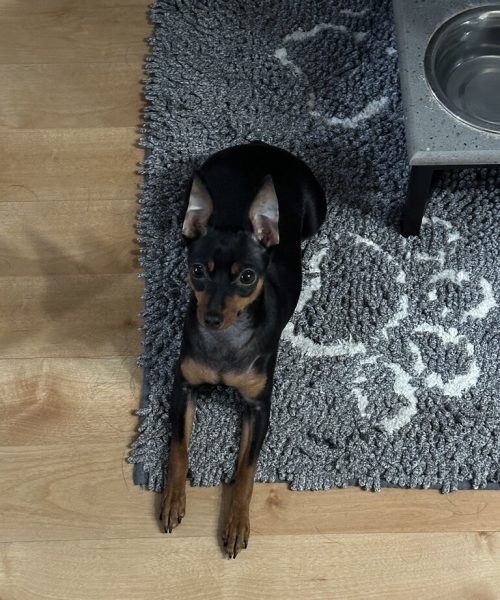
160;142;326;557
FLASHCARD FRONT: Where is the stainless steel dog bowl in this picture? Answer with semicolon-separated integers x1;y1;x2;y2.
425;5;500;134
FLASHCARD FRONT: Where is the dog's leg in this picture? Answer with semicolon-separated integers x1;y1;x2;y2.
160;368;196;533
223;398;271;558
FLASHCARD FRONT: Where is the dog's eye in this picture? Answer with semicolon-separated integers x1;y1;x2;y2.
239;269;257;286
190;263;205;279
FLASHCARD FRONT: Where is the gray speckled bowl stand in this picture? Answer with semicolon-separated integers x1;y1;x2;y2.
393;0;500;236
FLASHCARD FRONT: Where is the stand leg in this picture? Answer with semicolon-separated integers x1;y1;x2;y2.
401;166;434;237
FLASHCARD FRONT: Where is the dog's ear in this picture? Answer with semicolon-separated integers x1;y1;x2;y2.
248;175;279;247
182;174;214;239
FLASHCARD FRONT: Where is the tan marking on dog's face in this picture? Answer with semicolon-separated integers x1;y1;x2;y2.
181;357;219;386
231;262;241;276
191;289;210;325
222;278;264;327
207;259;215;272
188;267;263;329
223;370;267;398
188;270;215;327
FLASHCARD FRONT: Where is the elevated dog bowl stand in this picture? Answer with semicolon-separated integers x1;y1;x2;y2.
393;0;500;236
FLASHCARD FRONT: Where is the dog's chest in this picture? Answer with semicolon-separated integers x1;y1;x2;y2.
183;321;266;398
198;319;255;362
180;356;266;399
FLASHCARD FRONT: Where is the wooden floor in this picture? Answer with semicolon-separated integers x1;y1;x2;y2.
1;1;500;598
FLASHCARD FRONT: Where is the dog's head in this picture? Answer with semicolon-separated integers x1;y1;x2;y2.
181;173;279;330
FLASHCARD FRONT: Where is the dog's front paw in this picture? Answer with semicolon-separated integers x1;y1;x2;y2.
222;507;250;558
159;485;186;533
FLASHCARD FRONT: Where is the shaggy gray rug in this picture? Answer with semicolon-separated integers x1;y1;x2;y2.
129;0;500;492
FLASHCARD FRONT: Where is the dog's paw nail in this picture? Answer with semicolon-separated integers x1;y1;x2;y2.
177;516;182;524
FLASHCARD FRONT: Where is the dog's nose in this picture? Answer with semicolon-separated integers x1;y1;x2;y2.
204;312;223;329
